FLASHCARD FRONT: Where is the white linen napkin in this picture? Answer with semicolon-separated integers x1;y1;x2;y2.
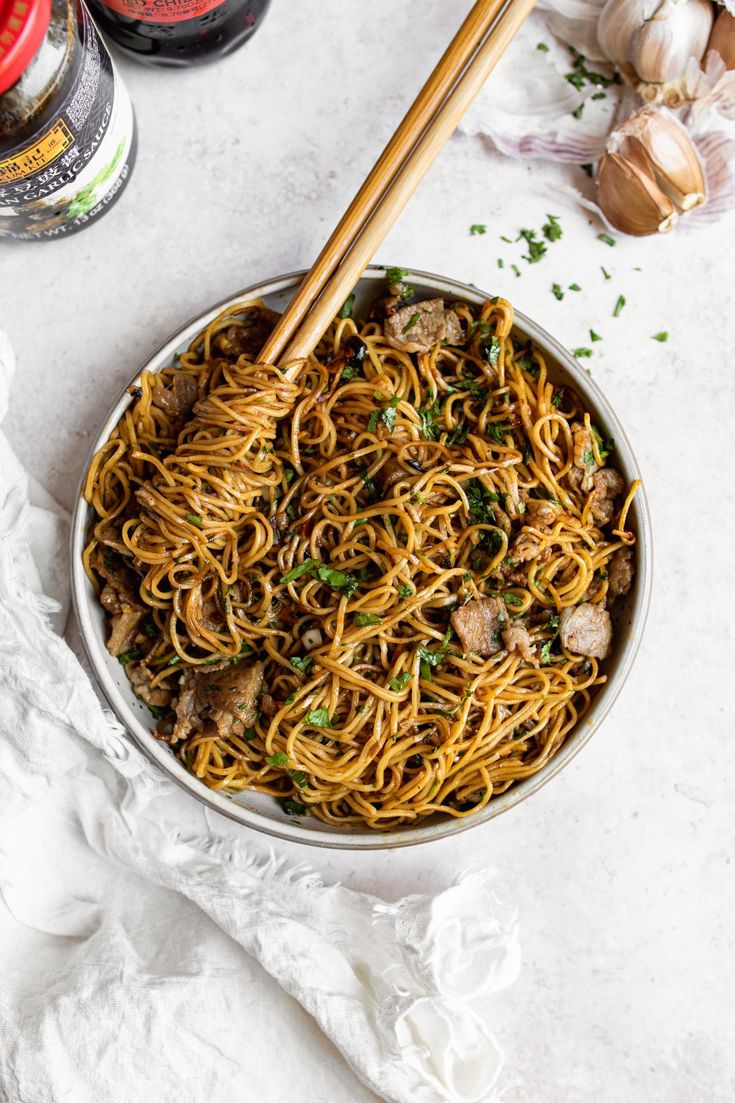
0;330;520;1103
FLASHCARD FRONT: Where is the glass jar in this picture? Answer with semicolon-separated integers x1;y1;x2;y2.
0;0;136;240
85;0;271;67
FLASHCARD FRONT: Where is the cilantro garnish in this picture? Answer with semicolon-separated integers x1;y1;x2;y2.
486;420;513;444
417;629;454;680
613;294;626;317
598;233;616;246
590;329;602;342
290;655;313;675
339;292;355;319
355;612;382;627
536;42;549;52
305;708;332;728
418;398;441;441
289;770;308;788
652;331;668;342
573;347;593;358
480;334;500;367
469;224;487;235
518;228;546;264
266;751;289;767
398;583;413;599
280;798;308;816
552;283;564;301
118;649;141;666
281;558;318;585
389;672;413;692
543;215;562;242
403;312;421;333
185;514;203;527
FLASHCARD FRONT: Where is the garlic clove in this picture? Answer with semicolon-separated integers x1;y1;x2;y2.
597;105;707;235
597;150;678;235
598;0;714;92
708;8;735;71
627;106;706;209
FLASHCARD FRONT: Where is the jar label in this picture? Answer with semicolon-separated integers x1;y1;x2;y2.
0;7;135;240
95;0;227;23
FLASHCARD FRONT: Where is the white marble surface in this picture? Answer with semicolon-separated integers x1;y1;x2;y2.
2;1;735;1099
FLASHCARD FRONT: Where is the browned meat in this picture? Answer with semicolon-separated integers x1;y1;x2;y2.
589;468;625;525
107;610;144;657
378;457;410;495
502;624;536;662
173;661;265;743
385;299;463;354
525;499;556;528
153;372;198;419
213;309;279;359
571;422;597;493
128;660;170;708
608;547;635;599
559;603;612;660
93;547;143;611
451;597;506;657
511;531;543;562
260;693;278;717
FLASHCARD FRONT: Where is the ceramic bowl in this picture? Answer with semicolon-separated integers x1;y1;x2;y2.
71;266;652;849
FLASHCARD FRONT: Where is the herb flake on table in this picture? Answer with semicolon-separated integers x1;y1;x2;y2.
590;329;602;342
573;347;593;358
652;331;668;342
551;283;564;300
469;224;487;235
613;294;626;317
598;233;616;246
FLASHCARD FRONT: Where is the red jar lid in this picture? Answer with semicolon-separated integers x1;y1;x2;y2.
0;0;51;95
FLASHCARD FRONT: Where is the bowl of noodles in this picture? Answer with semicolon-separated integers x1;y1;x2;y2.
71;266;652;849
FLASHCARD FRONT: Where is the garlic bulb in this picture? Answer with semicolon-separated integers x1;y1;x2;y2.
597;105;706;235
598;0;714;104
708;8;735;70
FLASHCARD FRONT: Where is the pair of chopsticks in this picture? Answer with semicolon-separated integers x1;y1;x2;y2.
259;0;537;369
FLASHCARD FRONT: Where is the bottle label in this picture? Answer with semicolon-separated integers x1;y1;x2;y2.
0;7;135;240
96;0;227;23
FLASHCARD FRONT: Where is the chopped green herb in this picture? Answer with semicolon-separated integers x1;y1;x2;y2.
141;617;158;638
651;331;668;342
341;363;360;381
418;398;441;441
185;513;203;527
389;672;413;692
469;224;487;235
590;329;602;342
385;266;410;285
118;648;141;667
398;583;413;599
551;388;565;408
290;655;313;675
543;214;563;242
280;798;307;816
281;557;318;585
486;420;513;444
285;691;297;705
591;90;606;100
503;593;523;607
536;42;549;52
572;102;584;119
511;264;521;278
338;292;355;319
466;478;498;525
481;334;501;367
519;228;547;263
166;655;182;667
355;612;382;627
289;770;308;788
311;563;358;597
266;751;289;767
140;699;168;720
403;311;421;334
568;283;582;292
601;266;611;280
457;374;486;399
551;283;564;301
540;639;554;664
418;629;454;677
613;294;626;317
242;727;257;741
598;233;616;246
497;258;504;269
305;707;332;728
583;450;595;466
573;347;593;358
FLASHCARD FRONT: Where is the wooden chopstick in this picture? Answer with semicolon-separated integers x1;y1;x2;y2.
279;0;536;367
258;0;507;366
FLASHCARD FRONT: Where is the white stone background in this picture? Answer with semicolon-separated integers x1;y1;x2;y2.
1;1;734;1100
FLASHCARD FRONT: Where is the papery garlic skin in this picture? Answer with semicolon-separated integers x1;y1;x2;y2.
598;0;714;103
597;105;707;234
708;8;735;70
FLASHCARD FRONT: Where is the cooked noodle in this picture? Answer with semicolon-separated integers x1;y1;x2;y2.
83;286;637;829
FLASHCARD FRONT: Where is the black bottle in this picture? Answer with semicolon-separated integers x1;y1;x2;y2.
85;0;271;67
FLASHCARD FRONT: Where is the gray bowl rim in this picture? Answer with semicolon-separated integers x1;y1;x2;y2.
70;265;653;851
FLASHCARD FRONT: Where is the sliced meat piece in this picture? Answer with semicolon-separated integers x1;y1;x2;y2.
589;468;625;525
107;610;144;657
213;309;280;359
128;660;170;708
559;603;612;660
451;597;506;657
502;624;536;663
571;422;597;493
385;299;463;354
511;531;543;562
153;372;198;419
378;457;410;495
93;546;143;610
525;499;556;528
173;660;265;743
608;546;635;599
